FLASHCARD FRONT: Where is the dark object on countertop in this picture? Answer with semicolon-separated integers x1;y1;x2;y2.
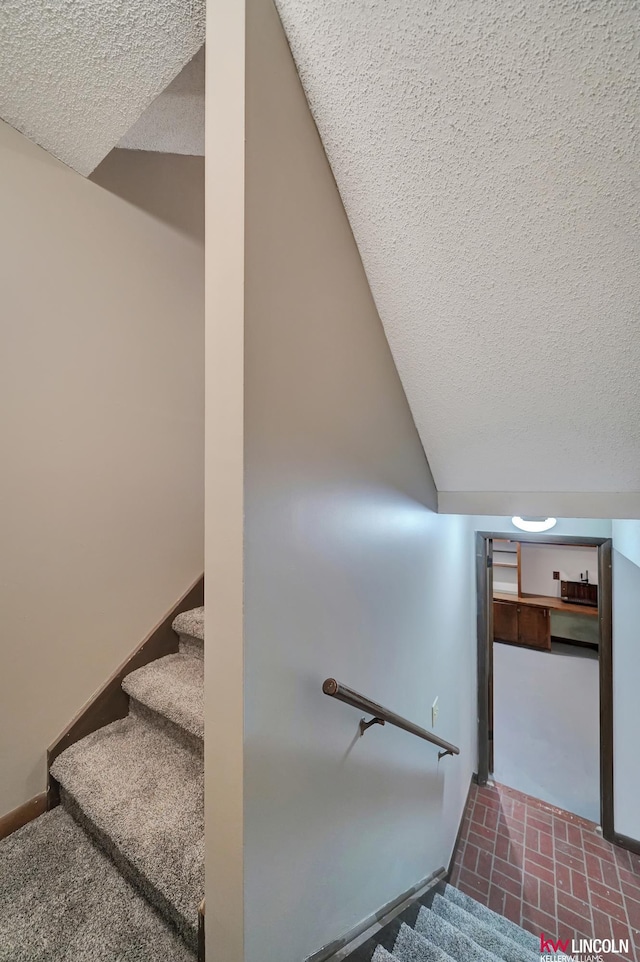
561;580;598;607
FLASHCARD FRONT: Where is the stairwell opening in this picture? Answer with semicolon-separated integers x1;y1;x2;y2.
475;528;613;837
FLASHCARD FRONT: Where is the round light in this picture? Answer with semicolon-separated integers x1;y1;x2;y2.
511;517;557;533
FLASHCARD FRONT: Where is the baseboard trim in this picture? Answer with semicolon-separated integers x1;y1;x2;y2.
447;775;474;878
613;831;640;857
0;792;47;841
550;635;598;652
47;574;204;809
304;867;446;962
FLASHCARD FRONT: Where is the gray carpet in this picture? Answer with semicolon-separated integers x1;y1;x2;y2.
173;606;204;660
0;808;196;962
414;906;502;962
348;880;542;962
372;949;400;962
173;606;204;641
123;651;204;741
430;895;538;962
442;883;539;954
392;923;455;961
0;605;205;958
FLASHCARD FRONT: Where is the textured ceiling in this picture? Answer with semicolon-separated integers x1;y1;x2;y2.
275;0;640;494
0;0;204;175
118;47;204;156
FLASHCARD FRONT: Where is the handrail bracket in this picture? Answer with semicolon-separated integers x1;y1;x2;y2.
359;716;385;736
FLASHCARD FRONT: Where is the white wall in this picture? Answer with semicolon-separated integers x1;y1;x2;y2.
205;2;478;959
612;520;640;840
520;543;599;597
242;6;477;958
494;642;599;822
0;120;204;817
244;508;477;962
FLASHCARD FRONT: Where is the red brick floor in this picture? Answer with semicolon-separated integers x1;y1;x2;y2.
450;781;640;961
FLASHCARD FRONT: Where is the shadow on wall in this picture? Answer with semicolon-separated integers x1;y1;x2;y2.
90;149;205;245
244;731;447;892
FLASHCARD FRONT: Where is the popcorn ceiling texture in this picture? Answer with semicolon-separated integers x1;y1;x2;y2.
275;0;640;493
0;0;205;175
119;47;204;156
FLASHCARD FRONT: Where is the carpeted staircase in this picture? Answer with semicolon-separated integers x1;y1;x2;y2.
1;602;542;962
348;883;541;962
0;607;205;962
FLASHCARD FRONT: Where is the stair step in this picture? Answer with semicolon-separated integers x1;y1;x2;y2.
391;922;456;962
0;807;196;961
50;713;203;950
414;906;502;962
344;879;542;962
432;895;538;962
123;652;203;742
372;949;398;962
173;606;204;658
442;883;539;954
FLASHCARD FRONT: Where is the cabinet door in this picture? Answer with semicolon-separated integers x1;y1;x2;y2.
518;605;551;650
493;601;518;643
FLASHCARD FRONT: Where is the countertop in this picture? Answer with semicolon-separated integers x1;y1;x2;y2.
493;592;598;617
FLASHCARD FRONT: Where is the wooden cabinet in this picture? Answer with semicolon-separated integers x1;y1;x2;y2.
517;604;550;650
493;601;518;644
493;599;551;651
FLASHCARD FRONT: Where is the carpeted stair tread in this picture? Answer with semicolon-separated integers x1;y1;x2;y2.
123;652;203;740
0;807;195;961
372;948;399;962
414;906;502;962
50;712;203;947
442;883;539;953
390;922;456;962
172;606;204;642
432;895;537;962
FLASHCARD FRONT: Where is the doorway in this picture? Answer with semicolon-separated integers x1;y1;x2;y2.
476;531;614;838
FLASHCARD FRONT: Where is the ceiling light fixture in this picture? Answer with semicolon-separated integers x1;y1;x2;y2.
511;517;557;533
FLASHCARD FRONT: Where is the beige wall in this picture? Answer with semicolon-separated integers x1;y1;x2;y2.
204;2;246;959
206;2;477;960
0;121;204;817
90;149;204;245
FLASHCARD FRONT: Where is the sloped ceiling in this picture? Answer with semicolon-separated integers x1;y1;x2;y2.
118;47;205;156
0;0;204;175
275;0;640;498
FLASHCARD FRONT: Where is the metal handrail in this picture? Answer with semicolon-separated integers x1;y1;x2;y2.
322;678;460;760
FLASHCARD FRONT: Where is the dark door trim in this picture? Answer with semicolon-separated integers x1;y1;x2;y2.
476;531;614;842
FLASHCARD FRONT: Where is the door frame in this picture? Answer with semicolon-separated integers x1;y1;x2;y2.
476;531;614;841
